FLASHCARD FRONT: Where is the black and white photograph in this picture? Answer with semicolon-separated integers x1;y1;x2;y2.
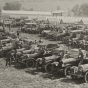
0;0;88;88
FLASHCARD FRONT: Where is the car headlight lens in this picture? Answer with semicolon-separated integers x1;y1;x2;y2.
74;67;78;73
78;66;83;72
70;66;78;73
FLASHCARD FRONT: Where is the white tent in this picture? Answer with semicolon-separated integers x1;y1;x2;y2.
46;17;60;25
37;16;46;21
60;17;75;24
81;18;88;25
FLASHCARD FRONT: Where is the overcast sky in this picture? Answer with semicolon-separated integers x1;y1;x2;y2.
0;0;88;11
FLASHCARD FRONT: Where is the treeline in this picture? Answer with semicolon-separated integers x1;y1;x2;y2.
72;4;88;16
3;1;34;11
2;1;88;17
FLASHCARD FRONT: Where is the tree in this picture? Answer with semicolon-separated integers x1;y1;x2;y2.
3;1;21;10
72;3;88;16
22;7;34;11
80;3;88;16
72;4;80;16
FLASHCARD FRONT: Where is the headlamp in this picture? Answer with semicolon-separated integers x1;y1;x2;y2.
78;66;83;72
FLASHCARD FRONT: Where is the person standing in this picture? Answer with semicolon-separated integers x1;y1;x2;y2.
78;48;84;65
17;29;20;38
9;24;11;31
6;50;15;67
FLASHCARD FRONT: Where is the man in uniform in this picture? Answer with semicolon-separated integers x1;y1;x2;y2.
78;48;84;65
17;29;20;38
6;50;15;67
63;51;69;59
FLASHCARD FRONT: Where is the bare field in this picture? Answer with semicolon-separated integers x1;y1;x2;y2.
0;28;88;88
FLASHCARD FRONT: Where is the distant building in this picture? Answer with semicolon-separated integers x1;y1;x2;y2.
52;10;74;17
1;10;52;19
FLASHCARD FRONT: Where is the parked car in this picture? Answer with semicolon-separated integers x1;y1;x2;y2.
70;56;88;82
16;48;52;68
21;22;38;34
36;49;64;71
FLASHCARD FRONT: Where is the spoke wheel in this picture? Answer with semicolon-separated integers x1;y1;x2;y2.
26;60;35;68
64;66;71;77
45;63;52;73
84;72;88;83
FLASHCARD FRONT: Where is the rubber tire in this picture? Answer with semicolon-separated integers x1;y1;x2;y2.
26;59;35;68
45;63;52;73
84;72;88;83
1;51;5;58
64;66;71;77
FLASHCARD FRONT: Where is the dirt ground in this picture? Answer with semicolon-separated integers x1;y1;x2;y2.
0;27;88;88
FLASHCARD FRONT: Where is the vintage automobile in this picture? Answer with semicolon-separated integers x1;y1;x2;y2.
41;30;51;37
39;23;50;34
49;57;79;76
0;35;7;40
52;32;70;41
70;58;88;82
15;48;35;61
11;18;22;27
36;55;60;70
0;38;15;44
62;31;77;44
36;49;64;71
69;30;84;47
16;48;52;68
8;32;17;39
38;43;59;48
21;22;38;34
47;49;86;76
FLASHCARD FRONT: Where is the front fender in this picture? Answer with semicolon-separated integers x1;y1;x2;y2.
83;70;88;75
52;62;59;66
26;58;36;62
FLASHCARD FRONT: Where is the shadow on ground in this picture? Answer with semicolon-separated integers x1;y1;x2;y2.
25;68;45;75
40;72;64;80
61;77;85;84
12;62;26;70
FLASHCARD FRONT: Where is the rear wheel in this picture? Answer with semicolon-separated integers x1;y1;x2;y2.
64;66;71;77
1;51;6;58
84;72;88;83
45;63;52;73
26;59;35;68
